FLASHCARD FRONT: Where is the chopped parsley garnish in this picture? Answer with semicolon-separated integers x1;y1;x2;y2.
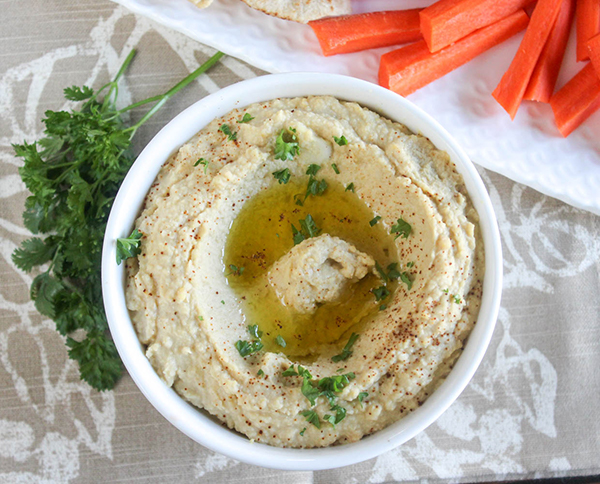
219;124;237;141
235;325;263;357
257;369;264;376
407;261;415;268
443;288;449;294
221;300;225;304
247;324;263;339
274;127;299;161
332;332;359;362
345;182;355;192
331;163;340;174
453;294;462;304
283;365;354;408
317;372;355;394
326;404;347;426
300;427;307;436
358;391;368;404
116;229;143;265
302;378;321;405
276;335;287;347
391;217;412;239
333;135;348;146
272;168;291;184
375;261;401;282
194;157;210;174
400;272;413;291
300;410;321;429
372;285;390;302
306;164;321;176
369;216;381;226
282;364;312;379
291;214;321;245
237;113;254;123
226;264;244;276
234;340;263;357
336;368;345;373
379;304;387;311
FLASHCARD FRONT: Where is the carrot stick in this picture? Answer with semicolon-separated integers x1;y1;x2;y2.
524;0;576;103
379;10;529;96
588;33;600;76
550;64;600;136
420;0;532;53
576;0;600;61
309;10;422;57
492;0;563;119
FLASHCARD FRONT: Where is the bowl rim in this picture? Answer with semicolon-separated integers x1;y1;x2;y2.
101;72;503;471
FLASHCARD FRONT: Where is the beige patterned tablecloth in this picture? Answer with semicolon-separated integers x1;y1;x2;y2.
1;1;600;482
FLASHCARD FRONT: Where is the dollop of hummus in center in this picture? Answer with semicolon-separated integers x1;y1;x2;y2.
268;234;375;313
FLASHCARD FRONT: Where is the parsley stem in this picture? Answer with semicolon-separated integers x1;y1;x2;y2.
124;51;225;137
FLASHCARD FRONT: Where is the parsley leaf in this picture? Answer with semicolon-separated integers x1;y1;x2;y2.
302;377;321;406
332;332;359;362
10;49;225;391
226;264;245;276
300;427;307;436
391;217;412;239
274;127;299;161
306;164;321;176
324;404;347;426
219;124;237;141
345;182;355;192
333;135;348;146
116;229;142;265
272;168;291;184
257;369;264;376
400;272;413;290
248;324;263;339
194;157;209;173
300;410;321;429
276;335;287;347
372;285;390;302
291;214;320;245
369;216;381;227
63;85;94;101
235;340;264;357
237;113;254;123
358;391;368;405
453;294;462;304
331;163;340;174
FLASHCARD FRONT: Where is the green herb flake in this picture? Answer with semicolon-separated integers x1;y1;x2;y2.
194;157;209;173
274;127;299;161
257;369;264;377
406;261;415;268
400;272;413;291
369;216;381;226
345;182;355;192
235;339;263;357
372;285;390;302
302;377;321;406
291;214;321;245
226;264;244;276
219;124;237;141
221;300;225;304
379;304;387;311
116;229;143;265
332;332;359;363
331;163;340;174
333;135;348;146
300;427;307;436
306;164;321;176
391;217;412;239
443;288;449;294
272;168;291;184
237;113;254;123
300;410;321;429
453;294;462;304
358;392;369;406
247;324;263;339
276;335;287;347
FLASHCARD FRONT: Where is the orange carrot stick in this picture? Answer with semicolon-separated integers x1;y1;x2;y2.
524;0;576;102
588;33;600;76
309;10;422;57
379;10;529;96
420;0;532;53
550;64;600;136
576;0;600;61
492;0;563;119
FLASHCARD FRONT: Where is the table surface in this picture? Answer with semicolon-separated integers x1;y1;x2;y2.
1;1;599;482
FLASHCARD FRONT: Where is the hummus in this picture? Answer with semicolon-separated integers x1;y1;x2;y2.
125;96;484;448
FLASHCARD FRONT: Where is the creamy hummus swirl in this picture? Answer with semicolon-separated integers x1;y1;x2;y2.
125;96;484;448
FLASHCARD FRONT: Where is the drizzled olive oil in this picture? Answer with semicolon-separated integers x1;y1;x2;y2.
223;178;400;358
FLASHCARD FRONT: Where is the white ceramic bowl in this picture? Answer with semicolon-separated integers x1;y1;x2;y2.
101;73;503;471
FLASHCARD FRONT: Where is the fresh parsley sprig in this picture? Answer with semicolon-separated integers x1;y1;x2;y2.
116;229;143;265
274;127;299;161
10;49;225;391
